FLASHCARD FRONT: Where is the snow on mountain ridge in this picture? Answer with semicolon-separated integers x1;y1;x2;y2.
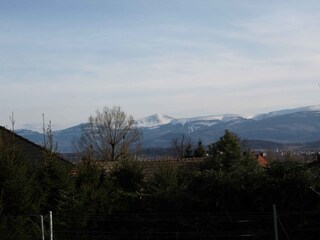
135;105;320;128
136;113;246;128
172;114;245;125
253;105;320;120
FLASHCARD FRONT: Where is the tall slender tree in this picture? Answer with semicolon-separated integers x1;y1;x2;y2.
194;139;206;157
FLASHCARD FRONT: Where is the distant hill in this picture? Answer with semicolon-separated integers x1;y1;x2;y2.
15;105;320;153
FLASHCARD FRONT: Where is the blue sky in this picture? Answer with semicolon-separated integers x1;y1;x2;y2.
1;0;320;130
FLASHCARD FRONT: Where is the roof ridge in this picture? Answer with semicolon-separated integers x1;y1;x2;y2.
0;125;74;167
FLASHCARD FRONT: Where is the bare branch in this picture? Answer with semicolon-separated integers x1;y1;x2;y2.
78;106;141;161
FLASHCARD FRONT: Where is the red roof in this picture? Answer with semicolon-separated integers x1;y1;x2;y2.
257;155;268;167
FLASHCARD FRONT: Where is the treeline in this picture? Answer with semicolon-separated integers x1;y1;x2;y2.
1;130;320;239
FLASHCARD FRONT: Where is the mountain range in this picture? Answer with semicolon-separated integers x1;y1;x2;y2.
15;105;320;153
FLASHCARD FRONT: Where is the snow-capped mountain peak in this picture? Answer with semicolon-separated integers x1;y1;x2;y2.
135;113;175;128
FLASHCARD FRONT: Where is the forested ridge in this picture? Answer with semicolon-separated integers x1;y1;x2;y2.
1;129;320;240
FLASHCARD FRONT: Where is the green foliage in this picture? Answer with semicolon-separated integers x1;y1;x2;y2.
70;160;113;231
216;130;241;167
264;161;314;210
110;159;145;192
37;157;74;213
151;162;180;190
208;130;242;170
146;163;188;212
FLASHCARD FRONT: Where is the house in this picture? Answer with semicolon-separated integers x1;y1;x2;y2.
0;126;73;169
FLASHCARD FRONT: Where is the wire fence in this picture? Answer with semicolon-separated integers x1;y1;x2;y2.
35;210;320;240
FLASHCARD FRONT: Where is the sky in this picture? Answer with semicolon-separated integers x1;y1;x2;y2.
1;0;320;131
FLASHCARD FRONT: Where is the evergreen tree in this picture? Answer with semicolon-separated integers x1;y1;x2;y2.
71;158;110;233
36;121;75;236
110;159;145;192
210;130;242;170
193;139;206;157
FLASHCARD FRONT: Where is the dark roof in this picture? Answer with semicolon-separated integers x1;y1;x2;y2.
98;157;208;178
139;157;207;177
0;126;73;169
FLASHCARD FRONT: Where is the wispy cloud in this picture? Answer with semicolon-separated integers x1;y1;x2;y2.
1;1;320;129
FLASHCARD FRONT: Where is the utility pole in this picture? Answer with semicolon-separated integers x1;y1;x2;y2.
273;204;279;240
40;215;45;240
49;211;53;240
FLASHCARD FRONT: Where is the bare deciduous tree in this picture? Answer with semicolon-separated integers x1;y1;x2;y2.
171;134;192;159
79;106;140;161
